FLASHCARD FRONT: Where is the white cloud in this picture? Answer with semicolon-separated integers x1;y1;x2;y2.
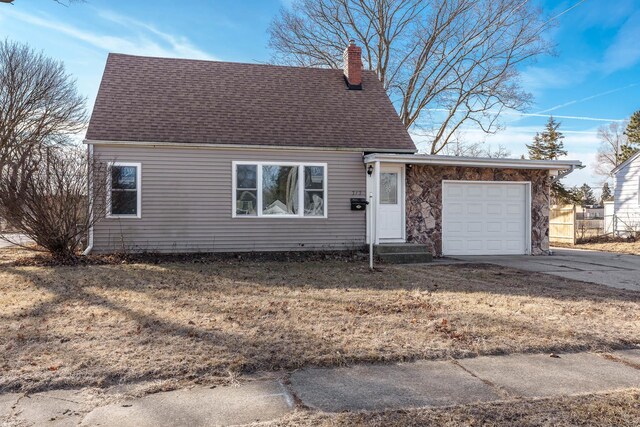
511;112;625;123
97;10;216;60
424;108;625;123
535;83;639;115
602;11;640;73
519;63;591;95
577;0;636;28
4;8;216;61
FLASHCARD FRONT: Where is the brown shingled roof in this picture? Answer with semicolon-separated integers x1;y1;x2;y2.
86;54;416;152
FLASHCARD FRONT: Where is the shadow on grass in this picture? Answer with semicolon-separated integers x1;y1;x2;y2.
1;260;639;394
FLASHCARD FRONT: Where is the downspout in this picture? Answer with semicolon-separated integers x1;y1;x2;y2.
82;143;94;256
550;164;583;182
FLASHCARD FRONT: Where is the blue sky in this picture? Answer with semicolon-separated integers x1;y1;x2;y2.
1;0;639;189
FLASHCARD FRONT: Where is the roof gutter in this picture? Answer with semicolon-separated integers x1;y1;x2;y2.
550;163;584;182
363;153;582;171
611;150;640;174
84;139;417;154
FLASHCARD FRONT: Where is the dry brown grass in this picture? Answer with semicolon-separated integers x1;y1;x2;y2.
264;390;640;426
570;240;640;255
1;249;639;393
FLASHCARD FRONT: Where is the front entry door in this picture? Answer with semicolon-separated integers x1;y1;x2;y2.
378;165;404;241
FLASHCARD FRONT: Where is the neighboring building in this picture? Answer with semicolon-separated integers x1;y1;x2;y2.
85;42;580;257
611;152;640;236
576;205;604;220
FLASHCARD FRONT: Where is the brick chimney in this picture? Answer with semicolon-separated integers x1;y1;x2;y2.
343;40;362;90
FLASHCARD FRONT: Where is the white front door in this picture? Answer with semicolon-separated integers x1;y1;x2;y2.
377;165;404;241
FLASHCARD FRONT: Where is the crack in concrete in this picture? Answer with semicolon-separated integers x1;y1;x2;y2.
4;393;29;424
449;360;512;400
278;373;308;410
8;393;23;411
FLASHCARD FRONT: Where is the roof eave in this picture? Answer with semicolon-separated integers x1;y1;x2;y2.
611;151;640;174
364;153;582;171
84;139;417;154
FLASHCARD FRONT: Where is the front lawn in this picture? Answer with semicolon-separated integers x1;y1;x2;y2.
1;249;639;393
264;390;640;427
569;240;640;256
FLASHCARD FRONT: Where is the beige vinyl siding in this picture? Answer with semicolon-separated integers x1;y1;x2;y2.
92;145;366;253
613;156;640;234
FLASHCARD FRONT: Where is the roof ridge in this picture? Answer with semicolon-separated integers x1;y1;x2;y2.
107;53;377;74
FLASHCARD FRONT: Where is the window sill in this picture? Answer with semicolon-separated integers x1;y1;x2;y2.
106;214;142;219
232;215;328;219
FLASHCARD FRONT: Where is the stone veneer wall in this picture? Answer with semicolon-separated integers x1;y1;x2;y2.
406;166;550;256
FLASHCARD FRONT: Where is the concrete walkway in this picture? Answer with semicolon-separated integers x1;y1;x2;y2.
2;350;639;426
453;247;640;291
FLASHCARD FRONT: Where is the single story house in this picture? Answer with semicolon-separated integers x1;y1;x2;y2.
84;42;581;257
611;151;640;236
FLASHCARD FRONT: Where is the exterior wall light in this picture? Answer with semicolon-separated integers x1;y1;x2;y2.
367;164;374;176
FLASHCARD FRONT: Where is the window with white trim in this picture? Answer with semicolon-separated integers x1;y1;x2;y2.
233;162;327;218
108;162;141;218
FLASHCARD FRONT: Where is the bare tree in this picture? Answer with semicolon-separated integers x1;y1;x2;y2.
0;39;86;173
442;140;511;158
269;0;552;154
593;120;629;177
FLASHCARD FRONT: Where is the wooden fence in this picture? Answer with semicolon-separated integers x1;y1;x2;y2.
550;205;576;245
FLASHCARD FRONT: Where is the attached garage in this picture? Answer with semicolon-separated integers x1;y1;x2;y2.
442;181;530;255
364;153;582;257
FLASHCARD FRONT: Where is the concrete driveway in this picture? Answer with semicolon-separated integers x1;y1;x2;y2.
452;248;640;292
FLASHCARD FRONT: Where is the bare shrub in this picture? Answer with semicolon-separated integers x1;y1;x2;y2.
0;39;89;258
0;146;107;259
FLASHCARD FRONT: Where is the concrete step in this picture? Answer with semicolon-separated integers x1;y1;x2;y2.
378;252;433;264
374;244;430;255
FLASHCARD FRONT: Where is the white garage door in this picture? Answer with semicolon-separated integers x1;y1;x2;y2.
442;182;529;255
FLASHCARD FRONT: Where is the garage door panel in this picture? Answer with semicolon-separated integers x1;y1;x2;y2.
487;222;502;233
486;186;503;197
448;202;464;214
467;222;482;233
447;239;464;251
465;186;484;198
442;182;528;255
506;204;522;215
467;240;483;251
507;186;524;198
448;221;463;232
506;222;522;233
467;204;483;215
486;240;504;250
446;185;464;196
506;240;522;251
486;203;502;215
